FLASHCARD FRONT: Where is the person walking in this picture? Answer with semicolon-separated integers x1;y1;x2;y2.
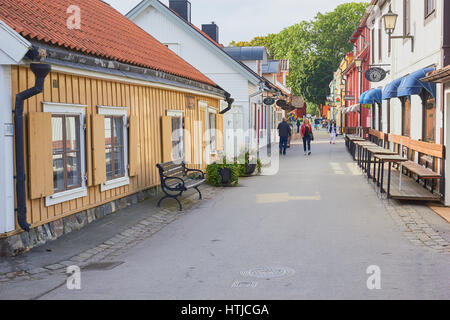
296;118;301;133
278;117;292;156
329;120;337;144
301;118;313;155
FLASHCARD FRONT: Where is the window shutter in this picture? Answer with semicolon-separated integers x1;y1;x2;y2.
28;112;54;199
128;115;139;176
161;116;173;163
184;116;192;164
91;114;107;185
216;113;224;151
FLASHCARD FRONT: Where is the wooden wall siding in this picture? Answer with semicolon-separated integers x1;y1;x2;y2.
10;66;220;231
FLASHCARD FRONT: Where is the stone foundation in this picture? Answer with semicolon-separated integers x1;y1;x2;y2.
0;187;159;257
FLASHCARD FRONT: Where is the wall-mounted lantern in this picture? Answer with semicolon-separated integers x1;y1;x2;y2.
382;5;414;53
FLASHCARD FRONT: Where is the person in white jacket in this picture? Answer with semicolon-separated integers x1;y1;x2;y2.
329;120;337;144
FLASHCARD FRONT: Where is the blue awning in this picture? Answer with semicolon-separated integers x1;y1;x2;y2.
397;67;436;98
359;88;382;104
358;91;367;104
382;77;403;100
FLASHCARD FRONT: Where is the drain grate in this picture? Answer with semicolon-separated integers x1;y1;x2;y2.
81;261;124;272
241;266;295;279
232;281;258;288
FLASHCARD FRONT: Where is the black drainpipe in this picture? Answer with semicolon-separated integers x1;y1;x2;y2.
14;62;51;231
219;92;234;114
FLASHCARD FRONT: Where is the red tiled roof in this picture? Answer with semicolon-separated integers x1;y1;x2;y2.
0;0;216;86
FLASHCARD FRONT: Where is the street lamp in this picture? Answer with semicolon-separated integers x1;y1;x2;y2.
382;5;414;53
355;57;362;70
355;57;363;130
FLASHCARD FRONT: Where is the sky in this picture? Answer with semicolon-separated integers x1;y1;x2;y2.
105;0;368;46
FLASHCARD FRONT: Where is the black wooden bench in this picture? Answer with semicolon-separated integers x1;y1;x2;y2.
156;161;206;211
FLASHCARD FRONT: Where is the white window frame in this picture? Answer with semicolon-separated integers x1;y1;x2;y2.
207;107;217;155
98;105;130;192
167;110;184;162
43;102;87;207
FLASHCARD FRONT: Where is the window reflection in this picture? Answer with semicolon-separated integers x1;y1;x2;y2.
105;116;125;181
51;115;82;192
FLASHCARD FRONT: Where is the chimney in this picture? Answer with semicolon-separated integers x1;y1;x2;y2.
202;22;219;43
169;0;191;22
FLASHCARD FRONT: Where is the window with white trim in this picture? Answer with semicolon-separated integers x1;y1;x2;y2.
167;110;184;161
98;106;130;192
44;102;87;207
208;109;217;153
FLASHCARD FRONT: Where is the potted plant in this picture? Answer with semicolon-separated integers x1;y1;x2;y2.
236;151;262;177
244;152;257;175
206;158;239;187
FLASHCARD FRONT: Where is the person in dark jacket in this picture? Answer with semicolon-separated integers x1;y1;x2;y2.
329;120;337;144
278;117;292;155
301;118;313;155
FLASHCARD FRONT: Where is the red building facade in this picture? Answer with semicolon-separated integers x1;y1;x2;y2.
344;24;371;129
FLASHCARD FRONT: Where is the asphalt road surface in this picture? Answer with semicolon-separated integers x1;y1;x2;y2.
2;130;450;299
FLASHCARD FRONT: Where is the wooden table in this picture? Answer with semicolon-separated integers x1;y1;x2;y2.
345;135;367;157
354;141;377;168
373;154;408;198
365;148;398;181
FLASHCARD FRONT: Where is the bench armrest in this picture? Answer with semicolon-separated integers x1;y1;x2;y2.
185;168;205;179
161;176;186;191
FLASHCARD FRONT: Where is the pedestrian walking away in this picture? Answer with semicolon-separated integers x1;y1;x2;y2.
278;117;292;155
296;118;301;133
329;120;337;144
301;118;313;155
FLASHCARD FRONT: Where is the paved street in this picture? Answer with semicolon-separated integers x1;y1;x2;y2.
1;131;449;299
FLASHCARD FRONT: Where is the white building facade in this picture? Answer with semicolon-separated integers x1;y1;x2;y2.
127;0;271;157
367;0;449;203
0;20;31;233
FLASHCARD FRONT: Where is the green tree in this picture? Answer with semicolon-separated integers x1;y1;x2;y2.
229;2;368;105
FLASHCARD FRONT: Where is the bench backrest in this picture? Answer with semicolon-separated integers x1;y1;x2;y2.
368;129;387;147
157;161;186;178
388;133;444;171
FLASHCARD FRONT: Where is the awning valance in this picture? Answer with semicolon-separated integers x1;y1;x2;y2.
344;104;360;113
359;88;382;104
398;67;436;98
382;77;403;100
351;104;360;112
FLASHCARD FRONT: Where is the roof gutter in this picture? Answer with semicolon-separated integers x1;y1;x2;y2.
14;48;51;231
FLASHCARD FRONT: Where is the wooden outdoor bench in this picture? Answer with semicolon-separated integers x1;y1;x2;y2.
388;134;444;195
156;161;206;211
368;128;387;148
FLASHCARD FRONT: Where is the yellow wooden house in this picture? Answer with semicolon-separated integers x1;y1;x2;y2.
0;0;229;255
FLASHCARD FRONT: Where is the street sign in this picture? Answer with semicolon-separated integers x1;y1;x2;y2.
263;97;275;105
344;95;356;101
365;67;387;82
276;99;287;107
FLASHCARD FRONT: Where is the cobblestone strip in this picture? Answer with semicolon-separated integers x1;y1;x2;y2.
383;199;450;255
3;186;220;283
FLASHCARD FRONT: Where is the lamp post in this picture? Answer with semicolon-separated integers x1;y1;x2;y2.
355;57;363;133
340;82;346;131
383;5;414;54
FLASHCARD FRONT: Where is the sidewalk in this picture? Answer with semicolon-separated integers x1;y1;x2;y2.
0;184;221;283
